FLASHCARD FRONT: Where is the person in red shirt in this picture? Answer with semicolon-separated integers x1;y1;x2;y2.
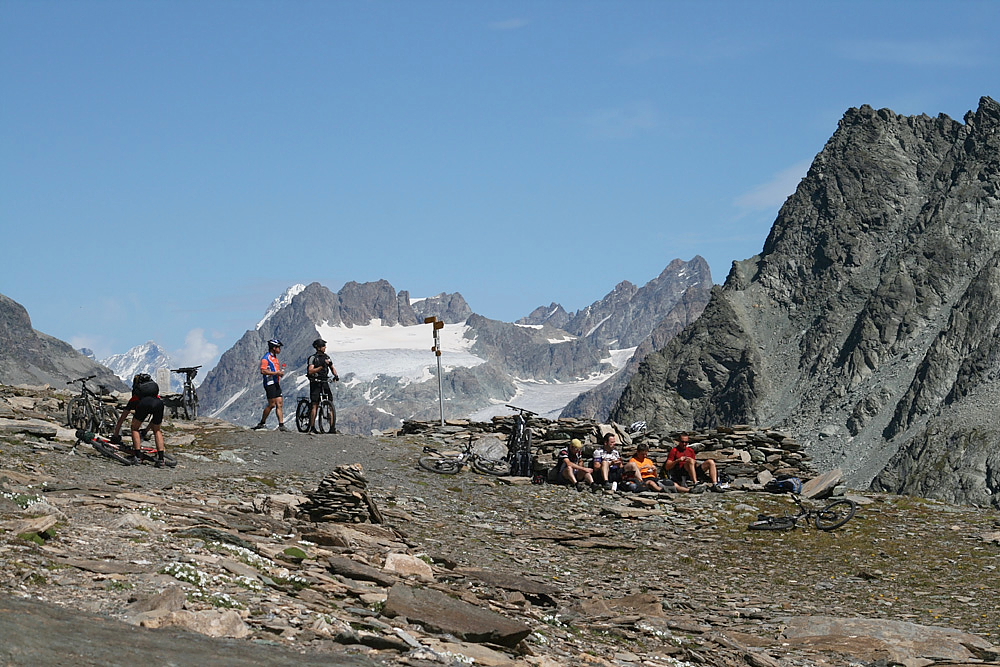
664;434;717;492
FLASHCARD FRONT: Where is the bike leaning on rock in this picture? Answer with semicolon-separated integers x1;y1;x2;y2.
504;404;537;477
65;375;121;434
170;366;201;420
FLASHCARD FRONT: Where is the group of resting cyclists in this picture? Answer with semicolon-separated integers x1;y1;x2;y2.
556;431;723;494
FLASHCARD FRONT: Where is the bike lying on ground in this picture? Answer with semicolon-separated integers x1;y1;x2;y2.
170;366;201;420
66;375;121;434
418;434;512;476
748;494;857;531
504;404;537;477
75;429;177;467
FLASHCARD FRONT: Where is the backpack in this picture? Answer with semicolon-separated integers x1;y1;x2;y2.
763;477;802;494
136;380;159;398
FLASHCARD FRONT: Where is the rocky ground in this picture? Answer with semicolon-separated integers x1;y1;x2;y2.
2;383;1000;667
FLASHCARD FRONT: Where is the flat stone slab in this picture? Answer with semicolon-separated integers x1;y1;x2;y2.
801;468;844;499
53;558;152;574
383;582;530;647
453;567;559;596
781;615;997;662
326;555;398;587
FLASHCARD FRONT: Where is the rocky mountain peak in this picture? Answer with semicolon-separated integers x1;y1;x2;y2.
611;97;1000;508
0;292;124;390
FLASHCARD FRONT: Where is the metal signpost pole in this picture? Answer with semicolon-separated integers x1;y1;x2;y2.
424;316;445;426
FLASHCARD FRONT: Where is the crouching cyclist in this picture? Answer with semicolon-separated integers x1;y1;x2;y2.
307;338;339;434
111;373;169;467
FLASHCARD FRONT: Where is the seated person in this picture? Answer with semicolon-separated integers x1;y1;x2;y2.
592;432;623;488
621;443;664;492
664;434;717;492
557;439;595;489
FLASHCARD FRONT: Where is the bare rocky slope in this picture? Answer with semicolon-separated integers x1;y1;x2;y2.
2;382;1000;666
610;97;1000;508
0;293;125;391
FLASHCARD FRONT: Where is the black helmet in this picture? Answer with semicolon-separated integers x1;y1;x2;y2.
133;373;152;385
267;338;283;348
312;338;327;350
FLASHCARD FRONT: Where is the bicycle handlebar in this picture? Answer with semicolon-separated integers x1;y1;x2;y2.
171;366;201;374
68;375;97;385
505;404;537;416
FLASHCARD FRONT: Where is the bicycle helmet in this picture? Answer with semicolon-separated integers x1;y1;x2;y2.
133;373;152;385
312;338;327;349
267;338;283;348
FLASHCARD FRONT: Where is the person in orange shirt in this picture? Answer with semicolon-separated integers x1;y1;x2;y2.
252;339;288;431
621;443;664;492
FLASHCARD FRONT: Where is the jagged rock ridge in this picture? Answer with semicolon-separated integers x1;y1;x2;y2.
610;97;1000;508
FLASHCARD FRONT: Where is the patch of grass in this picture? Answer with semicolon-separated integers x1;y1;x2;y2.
247;476;277;488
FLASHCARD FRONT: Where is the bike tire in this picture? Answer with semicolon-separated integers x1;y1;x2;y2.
748;517;796;531
97;404;120;434
814;499;857;531
472;457;512;476
93;442;135;466
295;399;310;433
318;400;335;434
418;456;463;475
186;388;199;419
67;397;92;431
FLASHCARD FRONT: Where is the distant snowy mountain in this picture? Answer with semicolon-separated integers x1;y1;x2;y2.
198;259;712;433
258;285;306;330
101;341;181;391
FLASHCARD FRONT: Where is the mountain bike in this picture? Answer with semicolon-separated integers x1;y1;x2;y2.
748;494;857;531
418;434;512;476
170;366;201;420
295;377;338;433
504;404;537;477
66;376;121;434
75;429;177;468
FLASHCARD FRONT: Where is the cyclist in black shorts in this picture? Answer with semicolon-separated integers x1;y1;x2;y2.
307;338;339;433
112;373;169;467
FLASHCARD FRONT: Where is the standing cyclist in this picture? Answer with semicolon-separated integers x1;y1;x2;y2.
306;338;339;433
252;338;288;431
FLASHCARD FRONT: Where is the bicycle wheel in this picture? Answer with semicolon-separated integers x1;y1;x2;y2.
295;399;310;433
418;456;463;474
472;457;512;476
814;499;857;531
317;400;335;434
96;404;120;434
181;387;198;420
67;397;92;430
748;517;796;531
93;442;135;466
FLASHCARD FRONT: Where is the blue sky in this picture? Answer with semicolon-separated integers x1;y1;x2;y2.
2;0;996;370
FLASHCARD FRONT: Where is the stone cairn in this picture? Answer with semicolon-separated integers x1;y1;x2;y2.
394;416;818;487
298;464;384;524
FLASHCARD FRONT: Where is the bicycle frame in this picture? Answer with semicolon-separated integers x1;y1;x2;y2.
66;375;119;433
504;404;536;477
171;366;201;420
